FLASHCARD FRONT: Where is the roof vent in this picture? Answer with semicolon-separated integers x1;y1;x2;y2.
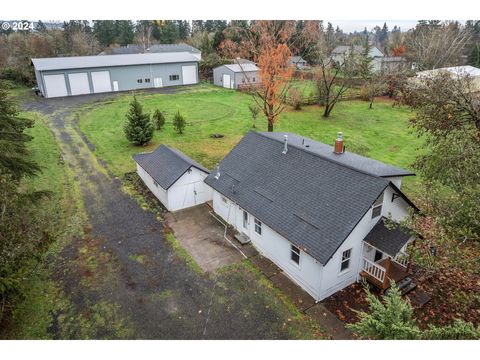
282;135;288;154
333;131;345;154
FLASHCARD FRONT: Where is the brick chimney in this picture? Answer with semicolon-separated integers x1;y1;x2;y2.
333;132;345;154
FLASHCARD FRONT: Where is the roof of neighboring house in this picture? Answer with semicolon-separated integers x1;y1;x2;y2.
205;132;416;265
382;56;407;63
260;132;414;177
364;217;413;257
290;56;307;63
32;52;199;71
417;65;480;78
332;45;383;57
104;43;201;55
223;63;260;73
133;145;209;190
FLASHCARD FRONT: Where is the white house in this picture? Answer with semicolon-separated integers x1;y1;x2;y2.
331;45;385;73
134;145;212;212
289;56;308;69
204;131;417;301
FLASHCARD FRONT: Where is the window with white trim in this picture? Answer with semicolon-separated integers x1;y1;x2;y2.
372;193;384;219
340;248;352;272
254;218;262;235
291;245;300;265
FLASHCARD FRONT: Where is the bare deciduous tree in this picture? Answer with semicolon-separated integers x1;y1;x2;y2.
405;21;472;70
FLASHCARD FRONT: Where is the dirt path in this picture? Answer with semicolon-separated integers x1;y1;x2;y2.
22;94;320;339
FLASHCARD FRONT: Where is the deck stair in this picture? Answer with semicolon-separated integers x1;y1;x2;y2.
385;277;417;296
234;233;251;245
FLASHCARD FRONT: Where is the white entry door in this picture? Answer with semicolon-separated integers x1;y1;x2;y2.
242;210;249;235
43;74;68;98
68;72;90;95
154;77;163;88
222;74;231;89
112;81;119;91
91;71;112;93
181;65;197;85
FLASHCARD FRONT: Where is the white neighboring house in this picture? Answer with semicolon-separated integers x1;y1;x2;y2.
289;56;308;69
331;45;385;72
134;145;212;212
204;131;418;301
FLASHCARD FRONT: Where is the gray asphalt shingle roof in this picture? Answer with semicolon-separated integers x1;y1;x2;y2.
260;132;414;177
205;131;396;265
133;145;209;190
32;52;199;71
364;217;413;256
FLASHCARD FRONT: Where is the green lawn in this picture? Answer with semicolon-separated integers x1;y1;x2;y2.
78;84;422;196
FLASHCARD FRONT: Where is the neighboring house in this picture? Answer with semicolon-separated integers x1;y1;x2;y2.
204;131;417;301
415;65;480;92
380;56;408;72
331;45;385;72
289;56;308;69
31;52;199;98
101;43;202;60
213;63;260;89
133;145;212;212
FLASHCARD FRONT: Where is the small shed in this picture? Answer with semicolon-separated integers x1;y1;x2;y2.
289;56;308;69
133;145;212;211
213;63;260;89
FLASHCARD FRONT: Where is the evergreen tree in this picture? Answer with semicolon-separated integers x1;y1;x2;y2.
35;20;48;33
172;110;186;134
153;109;165;130
468;43;480;67
0;82;40;179
124;96;153;146
348;284;421;340
93;20;117;46
176;20;190;39
115;20;135;46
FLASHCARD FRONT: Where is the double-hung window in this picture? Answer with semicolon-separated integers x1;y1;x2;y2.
372;193;384;219
254;218;262;235
340;248;352;272
291;245;300;265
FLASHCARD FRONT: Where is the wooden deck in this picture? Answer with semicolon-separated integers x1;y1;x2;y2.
360;257;410;291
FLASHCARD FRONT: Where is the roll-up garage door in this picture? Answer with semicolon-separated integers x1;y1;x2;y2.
91;71;112;93
182;65;197;85
43;74;68;98
68;73;90;95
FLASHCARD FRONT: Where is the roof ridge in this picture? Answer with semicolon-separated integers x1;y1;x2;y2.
252;131;389;181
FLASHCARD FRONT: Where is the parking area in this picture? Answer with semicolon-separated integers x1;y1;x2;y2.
164;204;257;272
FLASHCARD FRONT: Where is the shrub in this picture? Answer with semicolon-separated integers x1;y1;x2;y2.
173;110;186;134
152;109;165;131
124;96;153;146
248;104;260;128
288;88;303;110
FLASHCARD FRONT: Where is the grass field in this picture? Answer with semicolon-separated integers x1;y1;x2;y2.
78;84;422;195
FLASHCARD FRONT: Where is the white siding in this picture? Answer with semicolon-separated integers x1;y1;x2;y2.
384;176;403;189
167;167;212;211
382;185;410;222
212;191;323;299
136;163;169;209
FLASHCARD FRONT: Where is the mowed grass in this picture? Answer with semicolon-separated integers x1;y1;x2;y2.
78;84;422;196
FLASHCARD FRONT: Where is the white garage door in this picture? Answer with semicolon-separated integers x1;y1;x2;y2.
182;65;197;85
43;74;68;98
68;73;90;95
91;71;112;93
222;74;231;89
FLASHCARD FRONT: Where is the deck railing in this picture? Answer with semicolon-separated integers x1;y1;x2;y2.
393;252;409;268
362;258;386;283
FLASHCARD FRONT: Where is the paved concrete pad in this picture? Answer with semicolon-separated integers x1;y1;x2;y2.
306;304;354;340
269;272;316;312
165;204;245;272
